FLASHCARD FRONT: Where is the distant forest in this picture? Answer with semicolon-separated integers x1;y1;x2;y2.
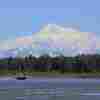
0;54;98;74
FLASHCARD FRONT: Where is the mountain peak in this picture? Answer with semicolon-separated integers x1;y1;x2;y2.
40;24;79;33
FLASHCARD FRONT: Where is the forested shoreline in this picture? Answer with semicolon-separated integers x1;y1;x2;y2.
0;53;98;76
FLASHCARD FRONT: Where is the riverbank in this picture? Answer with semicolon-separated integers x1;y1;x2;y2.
0;73;100;79
0;69;100;78
29;73;100;79
23;72;100;78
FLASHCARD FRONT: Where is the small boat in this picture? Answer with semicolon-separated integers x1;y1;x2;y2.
16;73;27;80
16;76;27;80
16;64;27;80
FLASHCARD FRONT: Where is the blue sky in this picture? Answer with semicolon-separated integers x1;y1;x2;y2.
0;0;98;57
0;0;99;39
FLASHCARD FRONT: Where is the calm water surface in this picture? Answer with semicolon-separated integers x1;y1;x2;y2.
0;78;100;100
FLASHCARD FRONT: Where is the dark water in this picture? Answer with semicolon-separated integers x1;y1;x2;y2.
0;78;100;100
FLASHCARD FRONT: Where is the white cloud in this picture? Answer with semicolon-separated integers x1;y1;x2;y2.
0;24;97;57
31;24;96;56
0;39;16;50
16;35;32;47
0;35;32;51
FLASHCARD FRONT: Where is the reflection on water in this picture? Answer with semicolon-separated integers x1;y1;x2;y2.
0;78;100;100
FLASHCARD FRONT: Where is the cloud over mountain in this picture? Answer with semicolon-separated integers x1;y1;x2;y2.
0;24;97;57
31;24;96;56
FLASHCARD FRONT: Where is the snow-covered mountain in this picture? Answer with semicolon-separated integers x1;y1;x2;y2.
15;24;79;57
0;24;96;58
15;46;64;57
33;24;96;56
40;24;79;33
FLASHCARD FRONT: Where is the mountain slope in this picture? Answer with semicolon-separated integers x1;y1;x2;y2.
0;24;96;58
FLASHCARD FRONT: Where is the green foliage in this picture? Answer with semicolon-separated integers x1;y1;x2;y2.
0;53;98;75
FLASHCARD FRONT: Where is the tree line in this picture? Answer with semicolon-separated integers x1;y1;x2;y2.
0;53;98;73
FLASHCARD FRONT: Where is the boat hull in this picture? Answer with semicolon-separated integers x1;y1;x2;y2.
16;77;27;80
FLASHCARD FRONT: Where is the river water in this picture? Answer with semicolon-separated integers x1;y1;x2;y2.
0;78;100;100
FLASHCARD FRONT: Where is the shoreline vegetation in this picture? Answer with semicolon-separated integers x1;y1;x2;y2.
0;54;99;78
0;69;100;78
1;73;100;79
